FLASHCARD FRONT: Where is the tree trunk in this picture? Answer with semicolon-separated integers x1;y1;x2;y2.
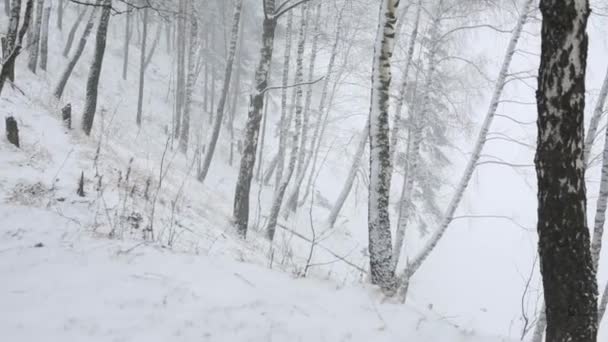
4;0;9;17
179;3;198;152
56;0;63;30
81;0;111;136
368;0;399;292
63;6;85;57
535;0;597;341
135;6;148;126
285;2;321;214
198;0;244;181
0;0;33;95
327;124;368;228
396;0;534;299
228;28;245;167
27;0;43;74
54;8;96;99
122;5;130;80
233;0;277;238
174;0;187;140
5;116;19;147
274;10;294;190
265;4;308;241
583;66;608;165
38;1;50;71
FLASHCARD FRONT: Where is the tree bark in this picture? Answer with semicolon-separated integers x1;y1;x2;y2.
27;0;43;74
38;1;51;71
0;0;33;95
368;0;399;291
265;4;308;241
53;7;96;99
63;5;85;57
198;0;244;181
179;2;198;152
535;0;597;341
135;6;148;126
81;0;111;136
233;0;277;239
122;5;130;80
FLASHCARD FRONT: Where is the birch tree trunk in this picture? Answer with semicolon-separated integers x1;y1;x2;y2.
535;0;597;341
285;2;321;214
27;0;43;74
583;66;608;165
265;4;307;241
135;6;148;126
274;10;294;190
38;0;50;71
53;8;96;99
81;0;111;136
396;0;534;298
299;6;345;206
368;0;399;291
389;0;421;163
198;0;244;182
233;0;277;238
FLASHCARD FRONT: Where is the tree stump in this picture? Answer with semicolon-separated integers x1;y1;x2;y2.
77;171;85;197
5;116;19;147
61;103;71;129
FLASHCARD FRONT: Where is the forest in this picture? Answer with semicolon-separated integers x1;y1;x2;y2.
0;0;607;341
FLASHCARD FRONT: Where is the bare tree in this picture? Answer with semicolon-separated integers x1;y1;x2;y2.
198;0;244;181
0;0;34;95
81;0;112;136
27;0;43;73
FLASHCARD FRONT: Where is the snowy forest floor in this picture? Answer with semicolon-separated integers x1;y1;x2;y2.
0;5;519;341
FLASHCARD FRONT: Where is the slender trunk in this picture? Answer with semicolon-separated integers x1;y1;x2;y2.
38;1;50;71
27;0;43;74
389;0;421;163
233;0;277;238
327;124;368;228
81;0;111;136
143;19;161;69
535;0;597;341
179;6;197;152
53;8;96;99
584;66;608;165
136;6;148;126
0;0;33;95
63;6;85;57
57;0;63;30
3;0;9;17
599;281;608;322
397;0;534;299
256;92;271;181
229;29;244;167
266;4;307;241
285;3;321;214
198;0;244;181
274;10;294;190
122;6;130;80
368;0;399;291
174;0;186;139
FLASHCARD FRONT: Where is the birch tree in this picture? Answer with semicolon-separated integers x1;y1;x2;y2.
535;0;597;341
395;0;534;298
368;0;399;291
198;0;244;181
81;0;111;136
266;4;308;241
233;0;306;238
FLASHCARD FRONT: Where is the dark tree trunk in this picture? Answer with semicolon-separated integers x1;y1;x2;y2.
122;5;130;80
57;0;63;30
0;0;33;95
136;6;148;126
62;103;72;129
63;6;86;57
27;0;43;74
535;0;597;341
81;0;111;136
38;1;50;71
233;0;277;239
5;116;19;147
53;8;96;100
